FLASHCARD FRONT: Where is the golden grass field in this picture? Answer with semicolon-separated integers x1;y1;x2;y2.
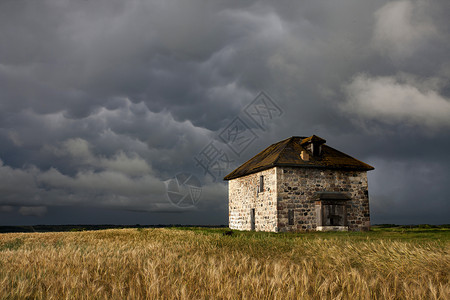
0;227;449;299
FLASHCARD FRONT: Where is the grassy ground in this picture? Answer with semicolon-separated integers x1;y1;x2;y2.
0;227;449;299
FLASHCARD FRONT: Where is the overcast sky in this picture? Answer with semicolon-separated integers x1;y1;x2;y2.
1;0;449;226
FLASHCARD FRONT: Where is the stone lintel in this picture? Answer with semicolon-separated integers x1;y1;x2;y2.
314;192;351;200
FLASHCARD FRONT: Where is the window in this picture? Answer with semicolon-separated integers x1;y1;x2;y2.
288;209;294;225
259;175;264;193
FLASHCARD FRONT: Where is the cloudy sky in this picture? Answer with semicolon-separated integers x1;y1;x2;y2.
1;0;449;226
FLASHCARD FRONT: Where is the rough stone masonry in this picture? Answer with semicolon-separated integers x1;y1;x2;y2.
224;135;373;232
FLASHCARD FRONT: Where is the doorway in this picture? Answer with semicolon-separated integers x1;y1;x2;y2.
250;208;255;231
322;203;346;226
314;192;350;231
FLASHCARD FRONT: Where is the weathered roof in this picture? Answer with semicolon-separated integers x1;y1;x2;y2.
223;135;374;180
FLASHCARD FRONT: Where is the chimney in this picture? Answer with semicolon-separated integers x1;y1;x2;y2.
301;151;309;161
311;142;320;156
300;135;326;157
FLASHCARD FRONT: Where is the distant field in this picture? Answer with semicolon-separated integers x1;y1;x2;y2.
1;227;449;299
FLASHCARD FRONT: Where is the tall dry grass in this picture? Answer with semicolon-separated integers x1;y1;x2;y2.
0;228;448;299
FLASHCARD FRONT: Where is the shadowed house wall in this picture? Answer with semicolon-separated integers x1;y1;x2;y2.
276;167;369;232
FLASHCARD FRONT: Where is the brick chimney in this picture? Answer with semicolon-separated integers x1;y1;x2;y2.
301;150;309;161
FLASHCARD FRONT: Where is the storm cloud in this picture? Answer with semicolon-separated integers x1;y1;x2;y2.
0;0;449;225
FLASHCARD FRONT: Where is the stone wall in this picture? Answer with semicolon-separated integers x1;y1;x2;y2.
276;167;370;231
228;168;278;232
228;166;370;232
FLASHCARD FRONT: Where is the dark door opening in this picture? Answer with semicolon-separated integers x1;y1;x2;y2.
318;202;347;227
324;204;345;226
314;192;350;231
250;208;255;231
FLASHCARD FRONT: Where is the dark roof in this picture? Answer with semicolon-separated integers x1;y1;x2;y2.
223;135;374;180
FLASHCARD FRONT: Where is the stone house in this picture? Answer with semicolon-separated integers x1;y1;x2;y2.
223;135;374;232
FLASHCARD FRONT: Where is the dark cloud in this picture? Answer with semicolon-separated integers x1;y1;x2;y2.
0;0;449;225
